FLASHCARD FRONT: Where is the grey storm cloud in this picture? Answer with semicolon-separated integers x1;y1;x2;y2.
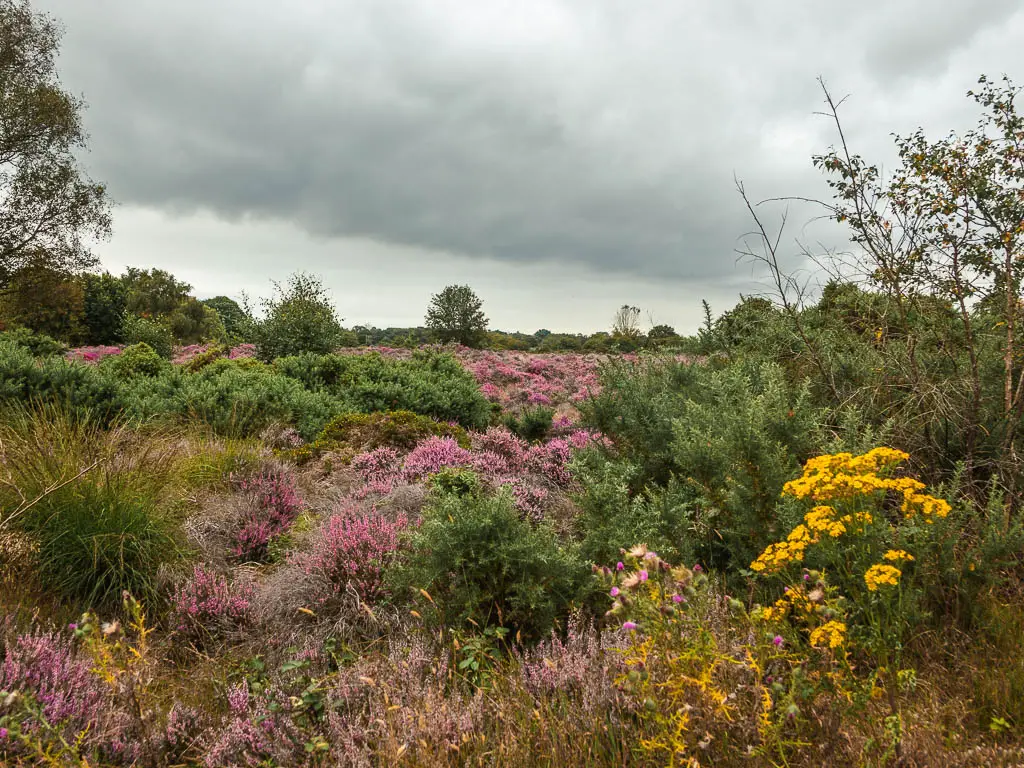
36;0;1024;281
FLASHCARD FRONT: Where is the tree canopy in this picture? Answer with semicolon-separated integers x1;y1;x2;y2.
0;0;111;288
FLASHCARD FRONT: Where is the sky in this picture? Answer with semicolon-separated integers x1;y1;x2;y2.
36;0;1024;333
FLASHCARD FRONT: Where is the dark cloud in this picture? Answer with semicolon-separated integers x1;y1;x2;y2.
37;0;1024;282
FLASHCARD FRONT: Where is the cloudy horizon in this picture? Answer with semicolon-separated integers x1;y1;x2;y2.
38;0;1024;333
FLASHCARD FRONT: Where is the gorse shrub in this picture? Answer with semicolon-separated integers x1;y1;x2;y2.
393;487;591;640
502;405;555;442
101;342;167;378
0;327;66;357
0;340;123;425
275;350;491;429
582;358;824;571
290;410;471;465
172;359;341;440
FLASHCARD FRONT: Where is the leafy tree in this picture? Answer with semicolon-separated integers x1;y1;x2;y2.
0;255;84;340
167;297;225;344
250;272;344;361
0;0;111;289
121;267;192;318
202;295;251;341
81;272;127;344
424;284;488;347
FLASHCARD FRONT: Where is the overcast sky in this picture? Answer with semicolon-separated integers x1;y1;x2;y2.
37;0;1024;333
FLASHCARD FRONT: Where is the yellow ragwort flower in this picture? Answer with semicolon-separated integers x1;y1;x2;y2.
864;563;902;592
883;549;914;563
809;620;847;649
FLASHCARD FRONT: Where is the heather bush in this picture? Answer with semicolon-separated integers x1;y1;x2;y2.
0;626;126;763
393;488;591;640
170;564;254;646
298;505;408;605
230;465;303;562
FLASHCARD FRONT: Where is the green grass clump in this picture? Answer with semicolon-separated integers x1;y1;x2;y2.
0;404;183;610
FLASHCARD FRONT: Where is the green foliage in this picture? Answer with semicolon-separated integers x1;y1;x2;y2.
293;409;470;464
583;357;824;570
501;405;554;442
167;297;226;344
424;284;488;347
274;351;491;429
570;452;694;567
0;259;85;341
0;327;66;357
171;359;340;440
121;267;192;318
394;488;591;640
428;466;482;498
102;342;167;378
0;339;122;423
0;407;179;609
121;314;175;359
81;272;128;344
202;296;251;342
250;272;344;361
0;0;111;289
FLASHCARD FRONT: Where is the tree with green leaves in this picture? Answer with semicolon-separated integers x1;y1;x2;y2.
81;271;127;344
202;295;251;342
250;272;344;361
424;284;488;347
121;267;192;319
0;0;111;289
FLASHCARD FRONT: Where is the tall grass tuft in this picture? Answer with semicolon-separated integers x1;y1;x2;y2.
0;403;182;609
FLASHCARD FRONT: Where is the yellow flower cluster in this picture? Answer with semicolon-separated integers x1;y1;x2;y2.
883;549;914;563
901;491;951;521
781;448;949;523
804;504;856;538
864;564;902;591
809;620;847;649
758;586;817;621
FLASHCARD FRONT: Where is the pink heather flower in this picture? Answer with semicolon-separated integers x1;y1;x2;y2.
672;594;683;604
773;635;784;648
622;621;638;631
0;727;7;739
616;561;624;571
693;564;703;573
298;508;408;604
609;587;620;597
803;573;810;581
638;570;648;582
